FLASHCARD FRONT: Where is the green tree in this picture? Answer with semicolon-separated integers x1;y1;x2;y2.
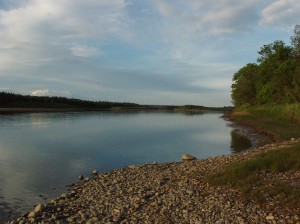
256;40;295;104
231;63;258;106
232;25;300;106
291;25;300;57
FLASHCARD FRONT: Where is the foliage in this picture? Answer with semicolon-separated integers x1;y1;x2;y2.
0;92;138;109
291;24;300;57
231;104;300;140
232;25;300;106
0;92;232;111
207;142;300;207
176;105;233;112
232;63;258;106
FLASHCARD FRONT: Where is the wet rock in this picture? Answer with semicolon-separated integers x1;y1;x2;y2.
28;212;36;219
34;204;45;213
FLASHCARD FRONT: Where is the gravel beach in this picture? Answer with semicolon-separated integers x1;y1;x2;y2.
6;139;300;224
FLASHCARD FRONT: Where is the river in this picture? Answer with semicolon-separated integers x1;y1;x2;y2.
0;111;258;222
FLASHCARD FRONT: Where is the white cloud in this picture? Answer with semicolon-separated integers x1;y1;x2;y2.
190;79;232;90
150;0;263;66
70;45;99;58
31;89;49;96
0;0;130;71
260;0;300;26
30;89;70;96
155;0;261;36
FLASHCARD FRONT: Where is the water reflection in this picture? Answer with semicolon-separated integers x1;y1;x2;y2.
0;111;254;222
230;129;252;153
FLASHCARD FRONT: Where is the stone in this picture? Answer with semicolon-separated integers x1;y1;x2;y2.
150;202;158;207
34;204;45;213
9;221;18;224
28;211;36;218
61;194;67;198
51;214;58;220
112;209;121;214
266;215;275;220
112;214;121;222
187;190;193;195
128;165;139;169
87;218;98;224
92;170;98;175
67;217;74;222
79;175;84;180
181;154;197;161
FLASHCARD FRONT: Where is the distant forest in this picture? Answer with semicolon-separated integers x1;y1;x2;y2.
0;92;232;112
231;25;300;106
0;92;138;109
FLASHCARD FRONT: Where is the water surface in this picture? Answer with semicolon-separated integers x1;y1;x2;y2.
0;111;252;221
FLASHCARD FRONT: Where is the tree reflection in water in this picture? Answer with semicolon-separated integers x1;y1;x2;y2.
230;129;252;153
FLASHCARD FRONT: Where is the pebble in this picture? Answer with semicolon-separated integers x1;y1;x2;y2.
6;138;300;224
27;212;36;219
34;204;45;213
266;215;275;220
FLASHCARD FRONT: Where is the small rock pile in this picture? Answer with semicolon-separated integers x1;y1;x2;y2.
7;138;300;224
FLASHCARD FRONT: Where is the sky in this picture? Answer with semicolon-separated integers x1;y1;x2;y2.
0;0;299;106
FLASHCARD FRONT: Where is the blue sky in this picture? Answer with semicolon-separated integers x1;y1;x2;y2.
0;0;299;106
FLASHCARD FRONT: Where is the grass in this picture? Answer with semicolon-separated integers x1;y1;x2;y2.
231;103;300;140
207;142;300;207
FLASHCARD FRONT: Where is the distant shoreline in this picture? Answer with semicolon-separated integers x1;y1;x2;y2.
0;92;233;114
0;107;232;113
0;107;110;113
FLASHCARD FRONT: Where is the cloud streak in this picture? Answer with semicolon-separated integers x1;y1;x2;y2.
0;0;298;106
260;0;300;26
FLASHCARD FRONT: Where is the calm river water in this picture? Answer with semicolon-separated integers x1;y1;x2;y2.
0;111;253;221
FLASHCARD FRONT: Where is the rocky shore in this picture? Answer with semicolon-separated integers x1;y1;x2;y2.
6;139;300;224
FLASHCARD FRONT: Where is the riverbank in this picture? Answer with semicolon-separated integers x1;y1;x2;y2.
228;104;300;141
6;138;300;224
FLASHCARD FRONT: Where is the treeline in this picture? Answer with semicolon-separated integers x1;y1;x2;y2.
0;92;138;109
176;105;233;111
231;25;300;106
0;92;232;112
